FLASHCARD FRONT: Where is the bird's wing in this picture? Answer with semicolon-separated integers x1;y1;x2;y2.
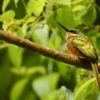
72;35;98;61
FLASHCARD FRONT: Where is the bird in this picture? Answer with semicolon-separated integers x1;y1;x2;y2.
56;21;100;89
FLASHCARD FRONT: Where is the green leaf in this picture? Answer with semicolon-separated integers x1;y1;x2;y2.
54;35;62;49
71;0;83;4
8;45;23;67
26;66;46;76
0;10;15;22
72;5;85;12
57;62;68;77
55;6;76;29
42;86;73;100
47;11;56;29
0;66;13;99
96;35;100;49
24;16;36;24
74;78;98;100
0;43;9;49
26;0;46;16
54;0;71;6
47;30;62;49
2;0;10;12
47;6;76;29
72;0;95;25
11;66;46;76
56;86;74;100
32;24;49;45
14;0;19;7
10;78;36;100
82;7;96;25
10;79;28;100
32;73;59;98
97;93;100;100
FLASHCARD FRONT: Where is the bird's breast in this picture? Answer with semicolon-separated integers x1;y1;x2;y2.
67;43;83;56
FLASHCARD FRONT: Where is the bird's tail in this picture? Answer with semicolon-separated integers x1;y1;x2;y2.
91;62;100;89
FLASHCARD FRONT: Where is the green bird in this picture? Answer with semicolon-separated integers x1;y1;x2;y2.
57;22;100;89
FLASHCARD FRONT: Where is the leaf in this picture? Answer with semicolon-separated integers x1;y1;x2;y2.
54;0;71;6
71;0;83;4
26;66;46;76
42;86;73;100
14;0;19;7
10;78;36;100
72;5;85;12
54;35;62;49
32;73;59;98
26;0;46;16
57;62;68;77
0;67;13;99
25;16;36;24
57;86;74;100
11;66;46;76
47;11;56;29
47;30;62;49
0;43;9;49
97;93;100;100
10;79;28;100
72;0;94;25
74;78;98;100
82;7;96;25
47;6;76;29
0;10;15;22
8;45;23;67
32;24;49;45
2;0;10;12
96;35;100;49
55;6;76;29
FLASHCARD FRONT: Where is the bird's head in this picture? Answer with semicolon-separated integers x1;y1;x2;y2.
66;29;79;39
56;21;79;39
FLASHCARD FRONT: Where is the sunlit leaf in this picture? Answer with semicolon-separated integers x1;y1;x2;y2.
0;43;9;49
26;0;46;16
54;0;71;6
14;0;19;7
72;5;85;12
74;78;98;100
0;10;15;22
2;0;10;12
27;66;46;76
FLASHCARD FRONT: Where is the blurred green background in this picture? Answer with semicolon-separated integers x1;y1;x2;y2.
0;0;100;100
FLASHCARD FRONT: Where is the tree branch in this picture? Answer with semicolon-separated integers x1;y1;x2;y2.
0;30;100;71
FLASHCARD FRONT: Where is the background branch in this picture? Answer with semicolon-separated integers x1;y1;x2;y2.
80;26;100;32
0;30;100;71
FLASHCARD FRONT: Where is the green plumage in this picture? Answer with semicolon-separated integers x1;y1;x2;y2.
67;32;100;89
69;33;98;62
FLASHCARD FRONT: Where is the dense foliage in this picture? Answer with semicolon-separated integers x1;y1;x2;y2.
0;0;100;100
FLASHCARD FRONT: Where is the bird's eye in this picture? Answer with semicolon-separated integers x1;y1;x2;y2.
68;29;78;33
